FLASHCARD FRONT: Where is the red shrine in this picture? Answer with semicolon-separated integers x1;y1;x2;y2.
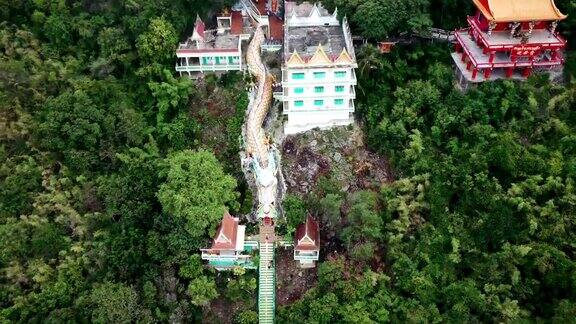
452;0;567;86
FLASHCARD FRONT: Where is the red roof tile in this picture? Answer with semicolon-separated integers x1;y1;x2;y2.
194;15;205;38
268;15;284;40
211;211;239;250
270;0;280;13
255;0;266;15
295;215;320;251
231;10;243;35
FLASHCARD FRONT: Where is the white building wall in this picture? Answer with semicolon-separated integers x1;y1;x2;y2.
282;66;357;134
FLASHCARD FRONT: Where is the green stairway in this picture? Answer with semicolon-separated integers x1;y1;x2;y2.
258;241;275;323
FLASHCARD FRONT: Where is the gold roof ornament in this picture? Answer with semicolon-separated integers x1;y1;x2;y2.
473;0;567;22
334;48;354;64
308;44;332;66
287;51;305;66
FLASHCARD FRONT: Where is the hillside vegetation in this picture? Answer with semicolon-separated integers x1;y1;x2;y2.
1;0;575;322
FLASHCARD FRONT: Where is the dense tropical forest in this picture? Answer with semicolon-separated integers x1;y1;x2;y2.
1;0;575;323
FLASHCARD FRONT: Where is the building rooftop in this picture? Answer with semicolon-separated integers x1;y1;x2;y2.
283;2;354;63
286;25;346;59
177;13;250;53
211;211;241;250
473;0;567;22
294;215;320;251
285;1;330;17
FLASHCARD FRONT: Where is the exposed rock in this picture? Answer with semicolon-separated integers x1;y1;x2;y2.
281;124;393;196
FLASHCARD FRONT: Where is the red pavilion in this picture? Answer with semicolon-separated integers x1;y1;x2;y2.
452;0;567;86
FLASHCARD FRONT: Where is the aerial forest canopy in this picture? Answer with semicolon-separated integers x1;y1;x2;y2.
1;0;576;323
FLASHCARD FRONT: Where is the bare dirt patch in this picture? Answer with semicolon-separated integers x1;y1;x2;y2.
275;248;318;305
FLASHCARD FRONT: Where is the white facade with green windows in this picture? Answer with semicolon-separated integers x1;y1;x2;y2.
282;2;358;134
281;67;357;134
176;51;243;76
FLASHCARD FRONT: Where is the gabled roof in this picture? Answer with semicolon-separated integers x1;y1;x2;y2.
191;15;205;41
295;215;320;251
287;51;305;66
473;0;567;22
211;211;239;250
334;48;353;64
308;45;332;66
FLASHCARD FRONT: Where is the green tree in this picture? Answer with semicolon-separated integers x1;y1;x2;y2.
157;149;238;240
136;17;177;65
89;282;142;324
187;276;218;306
282;194;306;233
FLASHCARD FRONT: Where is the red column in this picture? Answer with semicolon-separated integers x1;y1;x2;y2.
454;43;462;53
472;68;479;80
551;50;559;61
461;52;467;62
467;61;473;71
489;52;495;63
506;68;514;78
523;68;532;78
484;68;492;79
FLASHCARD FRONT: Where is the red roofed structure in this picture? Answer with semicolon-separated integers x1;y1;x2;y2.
201;211;257;270
193;15;205;39
294;215;320;267
452;0;567;87
231;10;244;35
211;211;240;250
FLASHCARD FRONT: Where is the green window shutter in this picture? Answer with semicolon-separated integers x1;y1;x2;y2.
215;57;220;64
314;100;323;106
335;71;346;78
294;87;304;94
313;72;326;79
336;86;345;93
292;73;305;80
228;56;235;64
294;100;304;107
314;86;324;93
334;99;344;105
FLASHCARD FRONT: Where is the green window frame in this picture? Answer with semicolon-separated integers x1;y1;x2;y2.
202;57;212;65
294;87;304;94
335;71;346;78
314;86;324;93
314;100;324;107
334;99;344;105
228;56;238;64
313;72;326;79
292;73;305;80
335;86;345;93
294;100;304;107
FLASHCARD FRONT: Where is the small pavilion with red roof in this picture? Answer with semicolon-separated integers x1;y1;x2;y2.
201;211;257;270
294;215;320;268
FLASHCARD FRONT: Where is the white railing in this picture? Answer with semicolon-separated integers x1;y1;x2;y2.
176;64;241;72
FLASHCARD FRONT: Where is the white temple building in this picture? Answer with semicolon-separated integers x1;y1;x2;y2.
281;2;358;134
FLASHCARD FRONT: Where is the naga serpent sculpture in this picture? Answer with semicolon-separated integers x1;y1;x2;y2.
245;25;278;219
